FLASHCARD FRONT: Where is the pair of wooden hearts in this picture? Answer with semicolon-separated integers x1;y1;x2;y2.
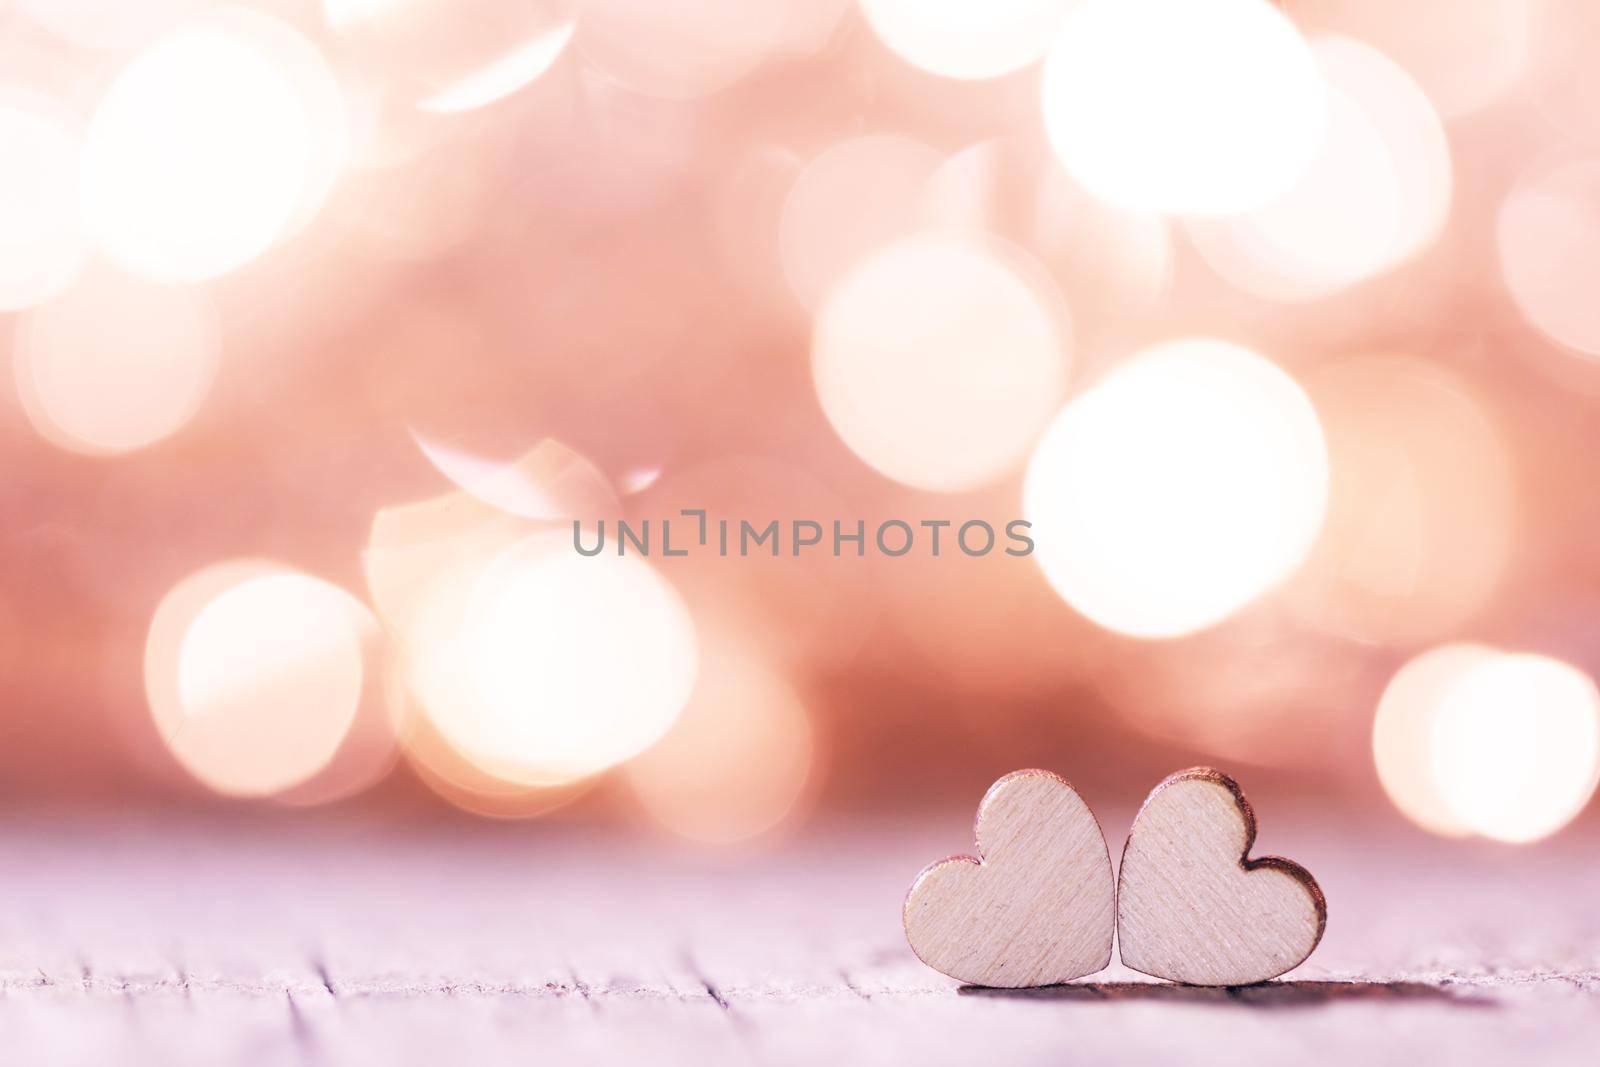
903;768;1325;987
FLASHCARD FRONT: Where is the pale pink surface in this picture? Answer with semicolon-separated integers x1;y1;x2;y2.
0;809;1595;1064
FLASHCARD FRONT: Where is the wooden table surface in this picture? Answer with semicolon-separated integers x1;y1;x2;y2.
1;808;1595;1065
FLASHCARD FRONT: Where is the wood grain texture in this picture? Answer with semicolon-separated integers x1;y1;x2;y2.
1117;767;1326;986
902;770;1115;987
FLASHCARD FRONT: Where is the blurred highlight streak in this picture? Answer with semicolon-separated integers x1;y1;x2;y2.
0;0;1595;849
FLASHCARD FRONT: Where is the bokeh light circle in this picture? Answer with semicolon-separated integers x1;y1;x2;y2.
1287;0;1530;119
1376;645;1600;843
15;270;220;455
812;232;1069;492
1429;652;1600;844
1188;36;1451;301
1498;160;1600;357
0;93;86;311
82;10;341;282
1372;642;1493;838
411;531;699;785
626;652;813;845
1025;338;1328;638
1041;0;1325;215
859;0;1073;80
146;564;375;798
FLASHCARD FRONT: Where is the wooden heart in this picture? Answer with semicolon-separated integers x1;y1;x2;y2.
903;770;1115;987
1117;768;1326;986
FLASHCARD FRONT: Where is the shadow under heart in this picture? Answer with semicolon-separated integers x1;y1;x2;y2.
957;980;1495;1009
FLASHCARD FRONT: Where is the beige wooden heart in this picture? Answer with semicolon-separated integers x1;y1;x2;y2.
903;769;1115;987
1117;768;1326;986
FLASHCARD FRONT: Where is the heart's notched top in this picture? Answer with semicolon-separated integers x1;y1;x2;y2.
1116;767;1326;987
902;769;1116;988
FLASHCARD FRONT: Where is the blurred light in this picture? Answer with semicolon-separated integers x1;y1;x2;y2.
626;651;813;844
812;232;1069;492
859;0;1073;80
643;455;878;669
1288;0;1530;119
322;0;400;30
417;23;574;112
340;82;456;173
920;140;1175;319
15;269;219;455
1524;0;1600;141
365;485;530;653
1188;37;1451;301
1373;643;1493;838
616;0;854;84
274;685;404;807
146;560;277;712
773;0;857;58
145;563;375;797
411;433;620;521
386;659;595;818
409;744;596;818
1430;651;1600;843
369;486;700;787
1498;160;1600;357
1041;0;1325;215
577;0;797;100
448;533;697;782
619;467;661;495
1289;357;1514;645
19;0;211;52
276;640;409;808
1025;338;1327;638
82;10;343;282
780;134;943;310
0;92;86;311
325;0;574;113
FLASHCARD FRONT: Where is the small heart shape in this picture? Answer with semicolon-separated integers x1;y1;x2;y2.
1117;768;1326;986
903;770;1115;987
